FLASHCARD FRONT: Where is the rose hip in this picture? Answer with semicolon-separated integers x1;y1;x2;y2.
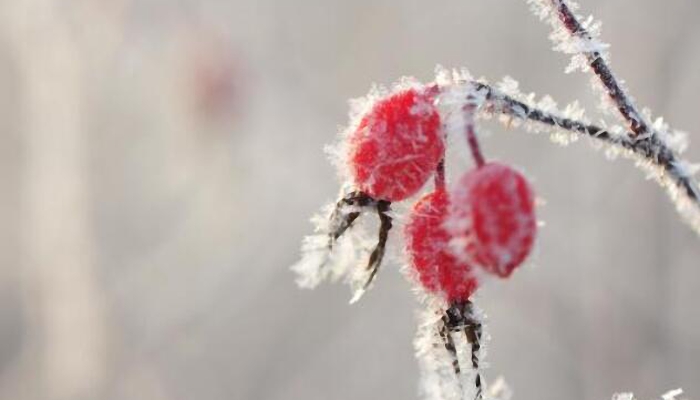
348;88;444;202
450;162;536;278
405;189;478;302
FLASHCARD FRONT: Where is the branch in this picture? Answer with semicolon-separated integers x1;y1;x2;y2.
470;81;700;234
550;0;651;138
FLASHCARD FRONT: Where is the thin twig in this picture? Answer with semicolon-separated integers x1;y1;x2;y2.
464;96;486;168
550;0;651;138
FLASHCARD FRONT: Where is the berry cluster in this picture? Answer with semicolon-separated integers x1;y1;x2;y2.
330;83;537;298
323;81;537;397
293;2;700;397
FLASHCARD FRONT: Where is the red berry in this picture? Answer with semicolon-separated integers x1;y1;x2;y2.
348;88;444;202
450;163;536;278
405;190;479;303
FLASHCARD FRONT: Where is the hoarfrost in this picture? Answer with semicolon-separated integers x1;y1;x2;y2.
610;389;685;400
327;78;428;184
435;65;474;87
536;95;558;114
480;79;588;147
651;116;689;154
661;388;684;400
325;86;384;183
496;76;521;99
290;196;385;298
675;160;700;179
436;74;489;164
526;0;610;74
415;308;462;400
414;302;489;400
525;0;552;21
485;377;513;400
291;202;361;289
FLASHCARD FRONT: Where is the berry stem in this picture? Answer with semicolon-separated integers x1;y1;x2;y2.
435;159;446;191
431;83;448;189
550;0;650;139
424;83;441;99
464;100;486;168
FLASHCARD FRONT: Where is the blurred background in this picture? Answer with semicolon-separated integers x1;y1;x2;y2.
0;0;699;399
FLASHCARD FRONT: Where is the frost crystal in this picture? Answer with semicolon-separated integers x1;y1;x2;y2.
479;78;589;147
651;116;689;154
290;201;363;289
485;377;513;400
291;195;389;300
661;388;684;400
527;0;609;74
610;389;685;400
414;302;488;400
612;393;635;400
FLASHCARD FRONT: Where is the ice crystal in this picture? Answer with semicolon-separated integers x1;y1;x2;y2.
290;201;365;289
527;0;609;74
612;394;635;400
661;388;684;400
414;302;488;400
480;78;589;147
650;115;690;154
485;377;513;400
610;389;685;400
291;194;390;300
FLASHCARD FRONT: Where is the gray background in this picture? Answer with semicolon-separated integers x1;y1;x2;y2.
0;0;699;399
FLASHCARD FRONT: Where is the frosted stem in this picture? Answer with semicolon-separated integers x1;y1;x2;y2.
464;100;486;168
550;0;650;138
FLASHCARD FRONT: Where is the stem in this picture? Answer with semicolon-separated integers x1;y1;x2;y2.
435;159;446;191
444;301;483;400
551;0;650;138
462;302;483;400
464;100;486;168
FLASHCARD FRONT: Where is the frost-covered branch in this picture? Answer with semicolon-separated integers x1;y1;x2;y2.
527;0;653;138
545;0;651;138
470;80;700;234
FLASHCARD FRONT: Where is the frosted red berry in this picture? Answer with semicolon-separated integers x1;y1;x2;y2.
450;163;537;278
348;88;444;202
405;189;479;303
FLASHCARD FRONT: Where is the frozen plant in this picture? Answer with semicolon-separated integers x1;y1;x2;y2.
291;0;698;399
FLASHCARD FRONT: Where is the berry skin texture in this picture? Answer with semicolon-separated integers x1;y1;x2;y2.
348;88;444;202
450;163;537;278
405;189;479;303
